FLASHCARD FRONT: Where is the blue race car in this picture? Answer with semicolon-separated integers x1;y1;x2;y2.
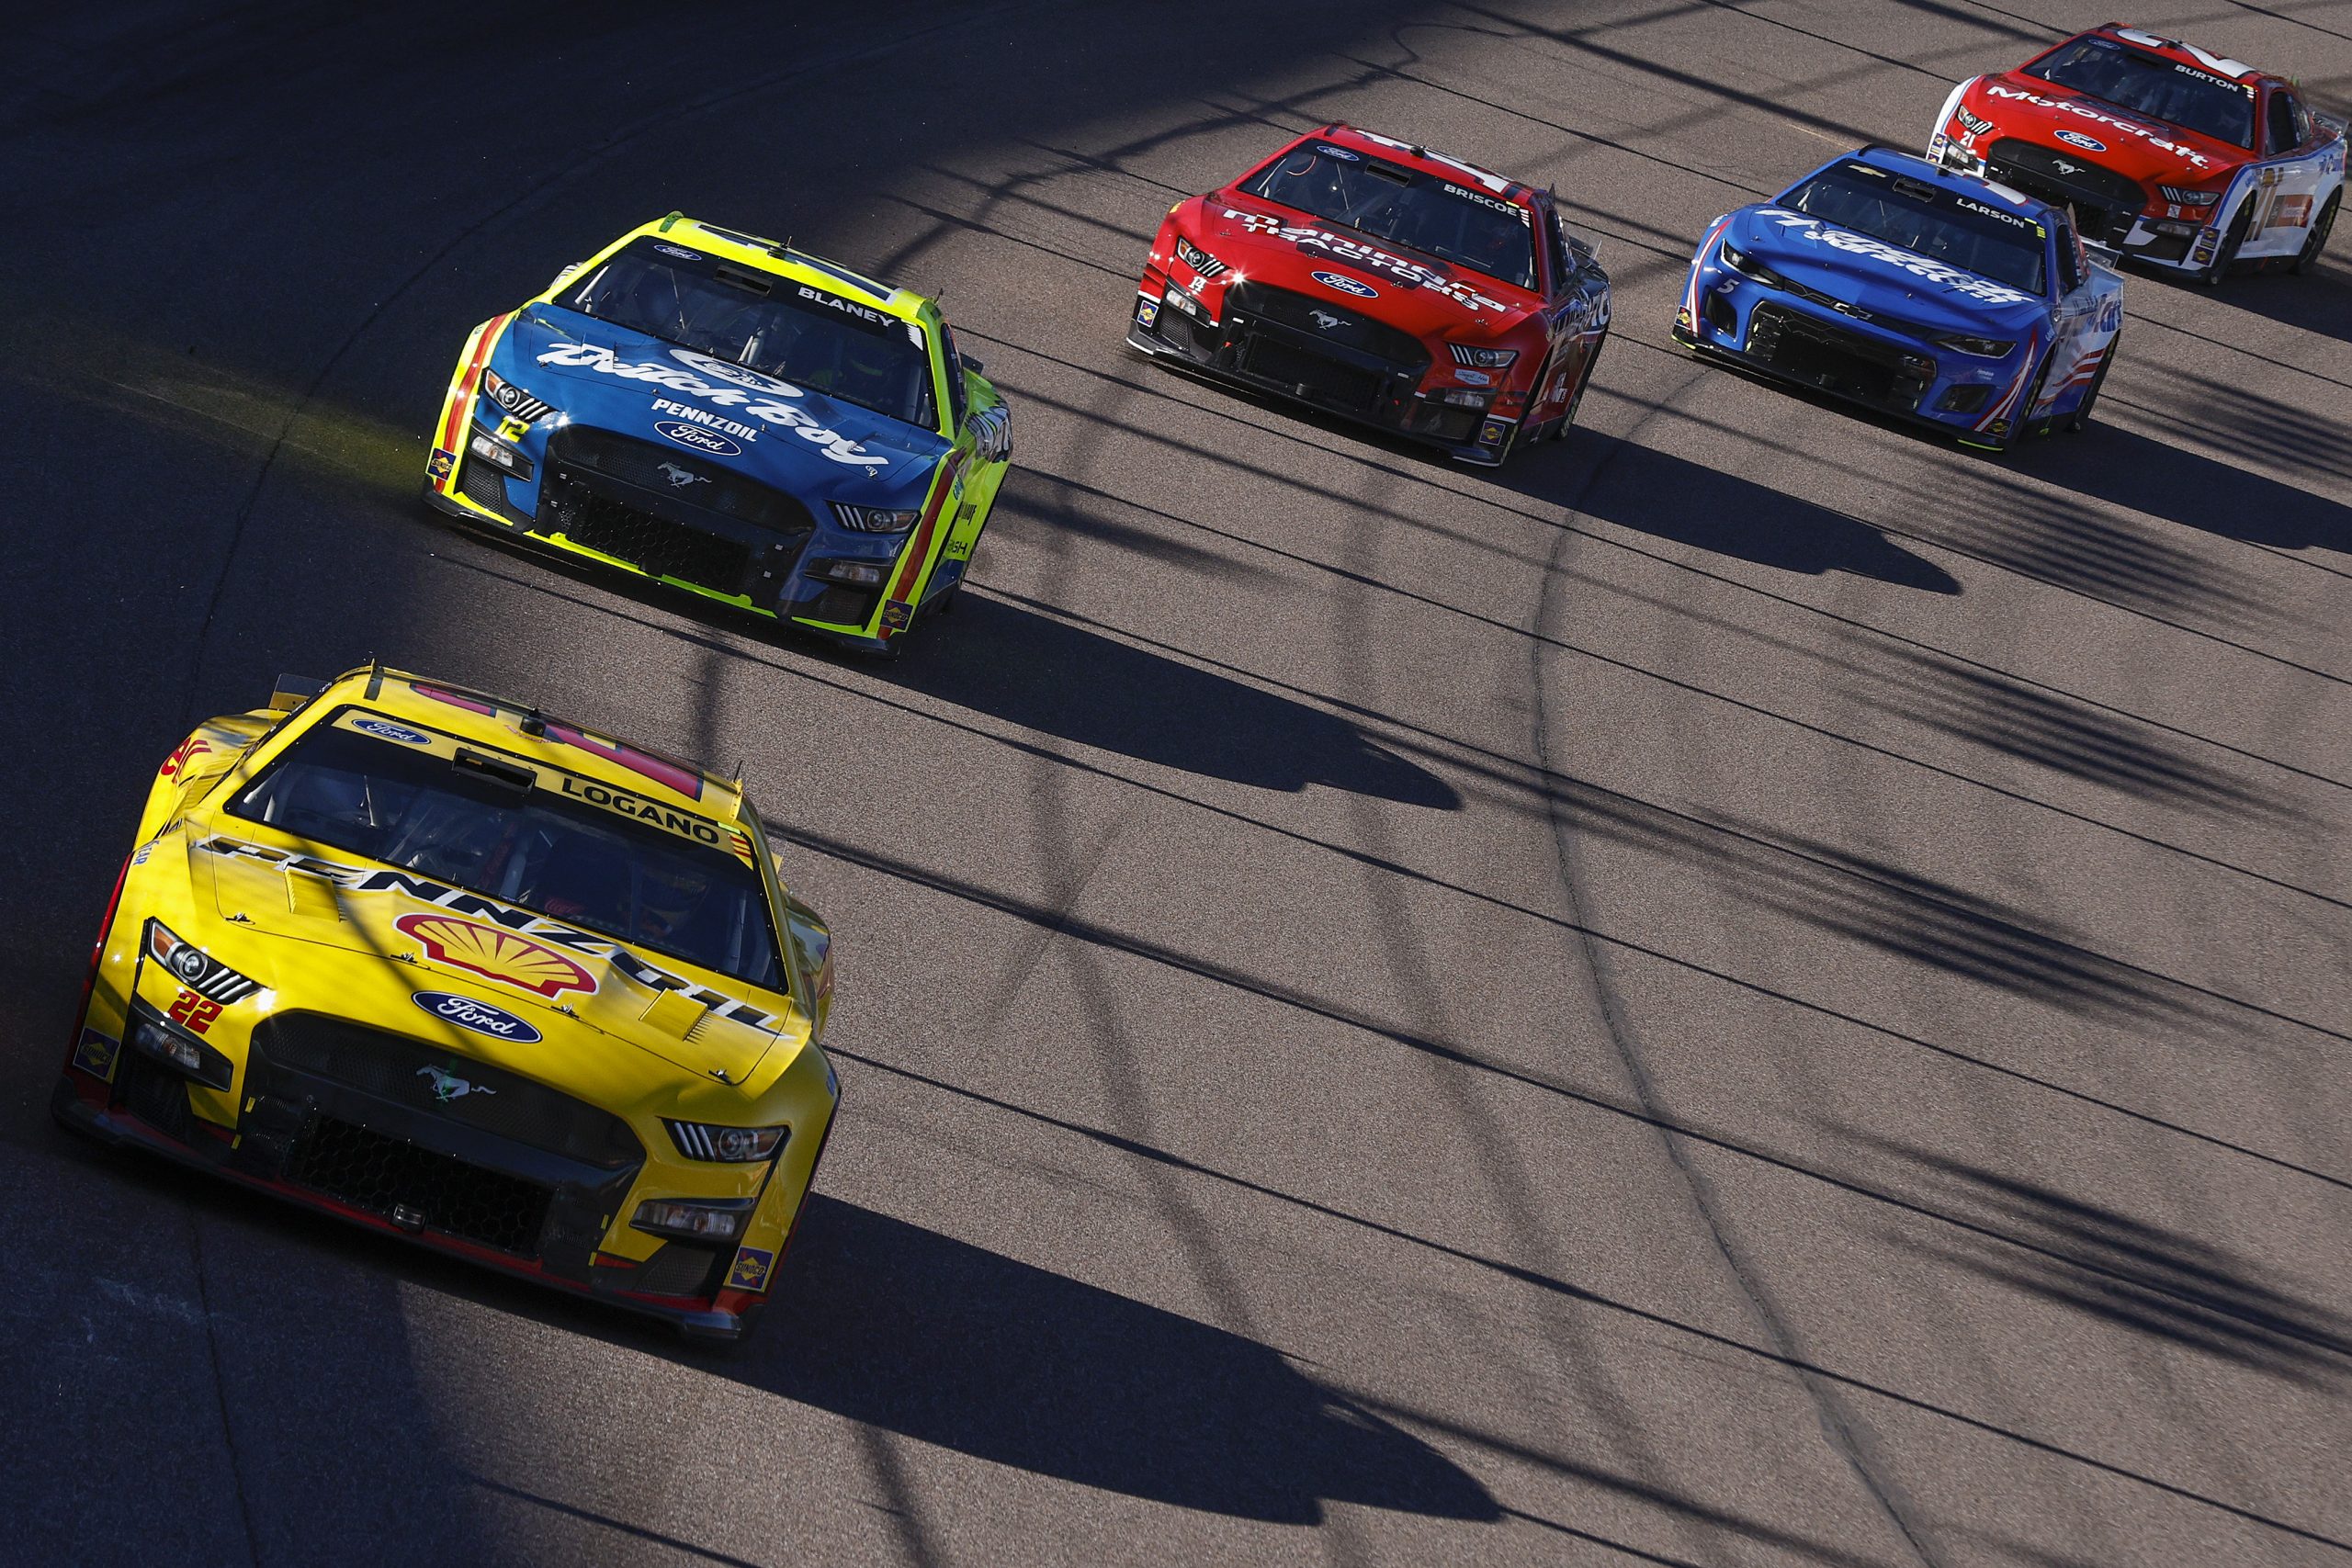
1672;146;2124;450
425;215;1012;655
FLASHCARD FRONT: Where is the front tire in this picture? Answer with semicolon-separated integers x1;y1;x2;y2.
2064;333;2118;433
2290;191;2340;276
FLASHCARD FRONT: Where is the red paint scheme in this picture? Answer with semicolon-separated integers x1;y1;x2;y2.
1128;121;1611;465
1939;23;2344;274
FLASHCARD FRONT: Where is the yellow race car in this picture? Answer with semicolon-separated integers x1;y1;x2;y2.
54;665;838;1340
423;214;1012;655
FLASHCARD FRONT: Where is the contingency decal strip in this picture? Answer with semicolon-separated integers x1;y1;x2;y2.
437;312;514;459
880;452;968;624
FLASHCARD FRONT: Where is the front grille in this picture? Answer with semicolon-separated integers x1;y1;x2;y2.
1238;334;1388;412
1747;303;1927;410
548;428;812;534
1984;139;2145;243
255;1014;642;1169
286;1114;551;1257
544;485;757;592
792;581;881;627
119;1052;194;1143
456;454;533;524
633;1241;727;1299
1228;284;1430;371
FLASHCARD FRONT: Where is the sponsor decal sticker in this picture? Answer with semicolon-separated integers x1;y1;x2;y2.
1455;367;1491;386
1982;84;2213;168
1135;296;1159;327
530;344;889;469
728;1247;775;1291
1762;211;2038;305
73;1028;119;1078
649;399;759;443
880;600;913;630
556;775;731;851
2052;128;2107;152
2270;195;2315;231
655;420;741;457
160;737;211;778
395;911;598;998
1315;142;1362;161
1442;181;1529;220
796;285;888;326
416;1064;496;1103
428;447;457;479
413;990;543;1043
653;243;704;260
1313;269;1379;299
197;839;781;1028
1230;210;1509;311
353;717;431;746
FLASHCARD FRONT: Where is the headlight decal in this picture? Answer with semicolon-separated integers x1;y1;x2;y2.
145;919;259;1005
481;368;554;423
664;1119;789;1162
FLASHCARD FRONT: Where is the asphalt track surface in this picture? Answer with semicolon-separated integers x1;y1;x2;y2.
6;4;2350;1564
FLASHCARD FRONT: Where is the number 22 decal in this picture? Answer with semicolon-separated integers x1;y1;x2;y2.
169;989;222;1034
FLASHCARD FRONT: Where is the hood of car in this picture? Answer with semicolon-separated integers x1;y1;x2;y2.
1727;206;2051;335
177;821;804;1095
1186;195;1542;341
1963;73;2250;185
496;307;949;506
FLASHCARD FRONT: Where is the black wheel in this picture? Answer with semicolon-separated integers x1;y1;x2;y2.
2290;191;2340;276
2064;333;2118;433
2199;198;2255;285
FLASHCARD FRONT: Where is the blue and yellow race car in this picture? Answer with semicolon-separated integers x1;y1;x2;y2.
424;215;1012;653
1673;146;2124;450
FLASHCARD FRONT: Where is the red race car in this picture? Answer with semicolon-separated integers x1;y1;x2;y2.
1126;123;1612;466
1928;22;2344;283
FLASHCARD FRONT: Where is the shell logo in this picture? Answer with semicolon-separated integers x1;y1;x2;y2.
394;912;595;998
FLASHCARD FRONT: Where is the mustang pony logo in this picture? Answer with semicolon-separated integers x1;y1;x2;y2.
657;461;708;488
416;1065;496;1104
395;912;597;998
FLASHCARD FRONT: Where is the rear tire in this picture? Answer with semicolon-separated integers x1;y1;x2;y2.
2290;191;2340;276
2064;333;2118;433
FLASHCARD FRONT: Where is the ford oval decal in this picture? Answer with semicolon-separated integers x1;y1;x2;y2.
352;717;430;745
654;420;741;457
2052;129;2107;152
413;990;543;1044
1311;269;1379;299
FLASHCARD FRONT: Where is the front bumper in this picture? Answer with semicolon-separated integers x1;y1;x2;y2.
425;422;933;654
1125;280;1520;465
54;1042;818;1342
1676;261;2033;446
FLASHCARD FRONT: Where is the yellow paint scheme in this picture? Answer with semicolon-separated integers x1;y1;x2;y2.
424;215;1013;646
76;666;837;1306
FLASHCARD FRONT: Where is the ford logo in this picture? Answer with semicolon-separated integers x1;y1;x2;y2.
654;420;741;457
413;991;542;1044
352;717;429;746
2052;129;2107;152
1312;269;1378;299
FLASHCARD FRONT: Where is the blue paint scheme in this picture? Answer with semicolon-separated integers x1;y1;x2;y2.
1675;145;2125;448
464;306;955;626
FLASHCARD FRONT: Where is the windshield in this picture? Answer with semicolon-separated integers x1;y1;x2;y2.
230;715;786;992
1780;163;2049;295
558;239;937;428
1240;143;1536;289
2025;37;2255;149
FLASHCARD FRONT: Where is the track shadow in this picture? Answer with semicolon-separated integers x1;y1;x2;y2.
908;594;1463;807
2011;423;2352;556
2199;255;2352;349
1558;432;1963;593
1849;643;2304;823
713;1198;1498;1524
1855;1134;2352;1383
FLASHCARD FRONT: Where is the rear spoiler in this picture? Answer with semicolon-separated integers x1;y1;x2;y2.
268;673;328;713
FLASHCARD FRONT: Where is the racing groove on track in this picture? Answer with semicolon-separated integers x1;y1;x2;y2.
5;3;2349;1563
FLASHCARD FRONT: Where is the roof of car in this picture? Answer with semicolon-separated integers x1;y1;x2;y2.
1306;123;1535;205
1844;144;2062;225
602;215;936;327
2081;21;2278;88
312;666;747;822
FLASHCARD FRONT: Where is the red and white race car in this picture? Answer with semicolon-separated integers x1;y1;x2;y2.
1928;23;2344;282
1126;123;1612;466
